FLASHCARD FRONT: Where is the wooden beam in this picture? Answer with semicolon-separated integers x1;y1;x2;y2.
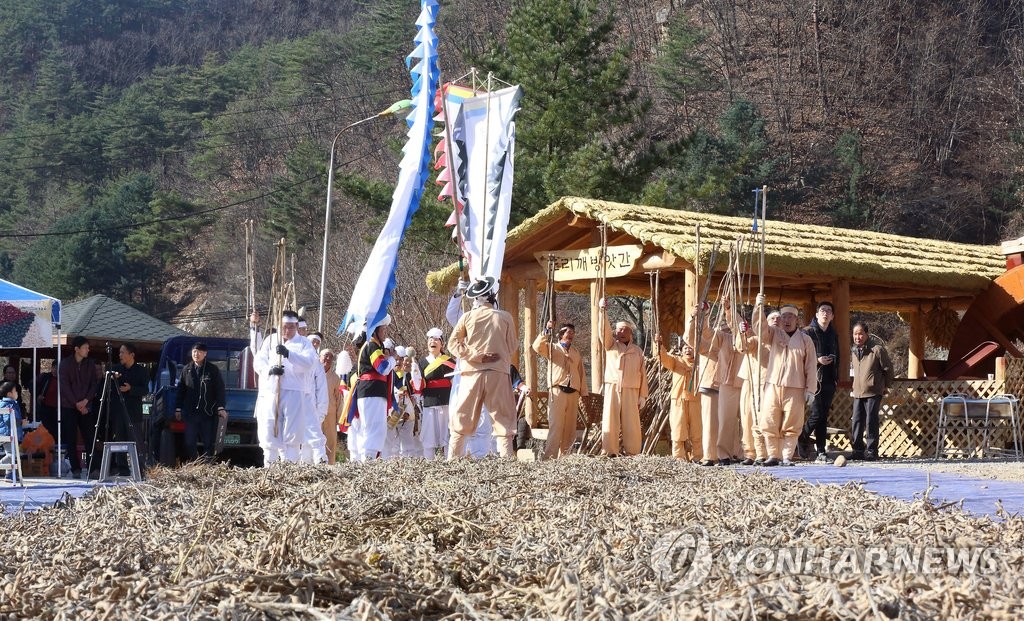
523;279;538;424
851;288;972;301
973;311;1024;358
832;279;850;384
640;251;678;270
908;309;924;379
567;215;593;228
503;261;546;282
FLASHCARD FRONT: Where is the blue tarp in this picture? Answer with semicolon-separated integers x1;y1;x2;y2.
753;463;1024;518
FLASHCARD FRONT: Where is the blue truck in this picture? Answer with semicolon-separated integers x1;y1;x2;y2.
149;336;262;466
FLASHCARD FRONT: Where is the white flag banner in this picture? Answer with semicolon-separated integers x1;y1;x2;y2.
456;85;523;288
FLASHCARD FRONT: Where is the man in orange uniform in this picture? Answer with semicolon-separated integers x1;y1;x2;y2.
447;278;519;459
598;299;649;456
752;295;817;466
654;335;700;461
533;320;588;459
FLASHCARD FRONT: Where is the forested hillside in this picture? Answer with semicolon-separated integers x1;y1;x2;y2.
2;0;1023;334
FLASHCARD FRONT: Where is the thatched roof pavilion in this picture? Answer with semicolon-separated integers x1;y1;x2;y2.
427;197;1006;394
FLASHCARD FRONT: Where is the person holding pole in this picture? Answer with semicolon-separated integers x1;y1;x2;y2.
253;310;319;465
533;320;588;459
653;335;701;462
737;310;780;465
750;295;817;466
446;278;518;459
597;299;649;456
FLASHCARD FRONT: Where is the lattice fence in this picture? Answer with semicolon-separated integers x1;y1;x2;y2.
826;378;1015;458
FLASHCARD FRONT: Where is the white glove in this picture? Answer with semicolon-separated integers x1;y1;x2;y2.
455;279;468;295
805;392;815;407
755;293;766;306
598;297;607;309
383;337;395;350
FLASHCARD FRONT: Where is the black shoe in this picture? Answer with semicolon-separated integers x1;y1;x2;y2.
740;458;755;466
851;451;865;461
753;458;765;466
763;457;780;467
864;451;878;461
796;441;812;460
699;459;715;466
717;458;731;466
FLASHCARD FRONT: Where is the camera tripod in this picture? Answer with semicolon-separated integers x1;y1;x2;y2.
88;345;143;480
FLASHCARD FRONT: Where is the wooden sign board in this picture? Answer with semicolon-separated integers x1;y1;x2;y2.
535;244;644;282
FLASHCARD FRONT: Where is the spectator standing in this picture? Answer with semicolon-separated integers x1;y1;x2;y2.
35;363;59;444
174;343;227;461
850;322;895;461
58;336;98;478
799;301;841;462
111;343;150;474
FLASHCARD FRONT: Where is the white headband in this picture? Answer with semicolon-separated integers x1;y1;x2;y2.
282;316;299;324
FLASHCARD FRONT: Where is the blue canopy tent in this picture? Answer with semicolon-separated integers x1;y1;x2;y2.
0;279;63;477
0;279;61;347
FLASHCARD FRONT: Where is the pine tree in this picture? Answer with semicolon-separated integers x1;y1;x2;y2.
479;0;650;221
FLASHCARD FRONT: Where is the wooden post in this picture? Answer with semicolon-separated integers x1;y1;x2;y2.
684;267;697;330
523;279;538;424
500;275;519;362
832;279;850;384
908;309;925;379
995;356;1007;383
590;279;604;393
802;300;816;329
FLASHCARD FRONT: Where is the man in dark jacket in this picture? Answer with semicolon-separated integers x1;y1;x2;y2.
799;301;840;462
111;343;151;473
58;336;98;477
174;343;227;461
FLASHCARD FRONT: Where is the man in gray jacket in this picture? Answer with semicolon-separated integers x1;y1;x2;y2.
850;321;895;460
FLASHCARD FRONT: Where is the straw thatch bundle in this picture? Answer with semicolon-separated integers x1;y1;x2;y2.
427;197;1004;294
2;458;1022;619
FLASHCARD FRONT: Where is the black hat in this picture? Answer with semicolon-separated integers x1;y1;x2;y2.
466;277;496;299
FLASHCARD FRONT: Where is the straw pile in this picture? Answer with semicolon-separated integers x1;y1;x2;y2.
3;457;1023;619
